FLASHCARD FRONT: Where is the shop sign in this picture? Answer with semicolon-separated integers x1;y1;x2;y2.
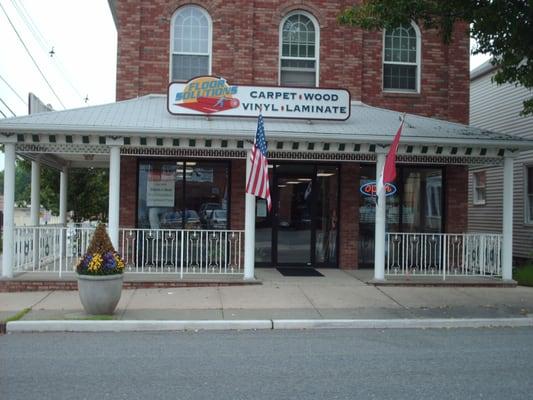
359;181;397;197
167;76;350;120
147;167;175;207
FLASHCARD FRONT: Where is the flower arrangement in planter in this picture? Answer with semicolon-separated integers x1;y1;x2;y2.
76;224;125;315
77;224;125;275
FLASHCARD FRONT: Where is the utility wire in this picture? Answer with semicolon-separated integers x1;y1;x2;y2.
10;0;86;103
11;0;48;51
0;109;7;118
0;97;17;116
0;1;66;109
0;73;27;106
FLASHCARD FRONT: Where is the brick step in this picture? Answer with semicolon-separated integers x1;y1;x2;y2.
0;279;261;293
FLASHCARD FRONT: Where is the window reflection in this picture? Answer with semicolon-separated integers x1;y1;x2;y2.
137;161;229;230
358;165;443;267
315;166;338;265
402;169;442;233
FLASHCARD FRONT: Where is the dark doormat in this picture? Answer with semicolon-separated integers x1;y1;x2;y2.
276;267;324;277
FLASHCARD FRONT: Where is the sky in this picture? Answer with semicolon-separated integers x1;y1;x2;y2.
0;1;491;171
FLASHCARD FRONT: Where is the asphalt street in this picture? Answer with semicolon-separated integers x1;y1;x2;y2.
1;328;533;400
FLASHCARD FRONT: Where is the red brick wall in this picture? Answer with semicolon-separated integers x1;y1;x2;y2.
230;159;246;230
338;163;359;269
114;1;469;123
445;165;468;233
361;22;470;124
119;156;137;227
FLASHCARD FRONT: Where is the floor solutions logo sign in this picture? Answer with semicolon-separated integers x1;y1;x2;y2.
167;76;351;120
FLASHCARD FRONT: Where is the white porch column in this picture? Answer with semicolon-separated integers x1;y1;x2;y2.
243;151;255;280
30;159;41;226
502;155;514;280
373;151;387;281
30;159;41;270
59;166;68;225
59;166;68;261
108;143;121;249
2;142;16;278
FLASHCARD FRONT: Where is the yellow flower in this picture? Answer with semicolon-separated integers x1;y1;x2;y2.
88;253;103;273
114;254;125;269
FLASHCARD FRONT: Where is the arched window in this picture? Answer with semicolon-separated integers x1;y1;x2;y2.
280;12;319;87
170;5;212;81
383;22;420;91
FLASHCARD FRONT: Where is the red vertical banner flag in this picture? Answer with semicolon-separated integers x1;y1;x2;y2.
377;116;405;201
246;113;272;211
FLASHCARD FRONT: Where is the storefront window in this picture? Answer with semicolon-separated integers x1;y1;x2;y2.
358;165;443;267
137;160;229;230
402;168;442;233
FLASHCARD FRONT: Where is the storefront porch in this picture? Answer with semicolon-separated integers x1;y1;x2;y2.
1;95;532;283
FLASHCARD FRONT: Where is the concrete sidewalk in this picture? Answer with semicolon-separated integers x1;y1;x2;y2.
2;269;533;324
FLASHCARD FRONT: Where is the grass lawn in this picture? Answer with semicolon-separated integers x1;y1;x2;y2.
513;264;533;286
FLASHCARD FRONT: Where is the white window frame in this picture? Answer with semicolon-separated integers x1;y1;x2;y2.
473;171;487;205
278;10;320;87
169;5;212;82
382;21;421;93
525;164;533;224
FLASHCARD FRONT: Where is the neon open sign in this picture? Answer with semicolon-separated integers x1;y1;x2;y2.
359;181;397;197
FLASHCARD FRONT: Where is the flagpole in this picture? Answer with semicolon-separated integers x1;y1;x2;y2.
243;148;256;280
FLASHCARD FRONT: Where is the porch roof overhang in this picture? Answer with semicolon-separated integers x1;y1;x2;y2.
1;94;532;167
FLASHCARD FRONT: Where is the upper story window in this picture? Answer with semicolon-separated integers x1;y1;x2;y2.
170;5;212;81
280;12;319;87
526;166;533;223
473;171;487;205
383;22;420;92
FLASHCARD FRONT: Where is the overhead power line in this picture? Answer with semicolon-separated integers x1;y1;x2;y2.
0;97;17;116
10;0;87;104
0;73;27;106
10;0;49;51
0;1;66;109
0;109;7;118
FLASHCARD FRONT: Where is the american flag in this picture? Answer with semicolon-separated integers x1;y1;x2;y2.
246;114;272;211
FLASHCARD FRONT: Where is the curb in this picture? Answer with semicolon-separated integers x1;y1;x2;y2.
6;320;273;332
272;318;533;330
6;317;533;333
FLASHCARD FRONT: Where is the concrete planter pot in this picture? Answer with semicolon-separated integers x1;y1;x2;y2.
77;274;123;315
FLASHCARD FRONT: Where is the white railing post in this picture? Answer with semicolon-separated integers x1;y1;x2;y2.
442;234;447;281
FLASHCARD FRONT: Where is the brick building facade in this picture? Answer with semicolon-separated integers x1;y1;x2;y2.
2;1;526;281
111;0;469;270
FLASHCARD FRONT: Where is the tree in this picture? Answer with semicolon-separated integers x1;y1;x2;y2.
0;159;109;222
67;168;109;222
338;0;533;115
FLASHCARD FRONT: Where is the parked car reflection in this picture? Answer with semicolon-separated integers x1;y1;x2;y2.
206;209;227;229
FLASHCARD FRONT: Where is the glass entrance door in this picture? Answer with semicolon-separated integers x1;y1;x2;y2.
275;174;314;265
255;163;339;268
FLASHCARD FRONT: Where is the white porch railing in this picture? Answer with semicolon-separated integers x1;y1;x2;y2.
12;226;244;277
119;228;244;277
386;232;503;279
13;225;95;276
